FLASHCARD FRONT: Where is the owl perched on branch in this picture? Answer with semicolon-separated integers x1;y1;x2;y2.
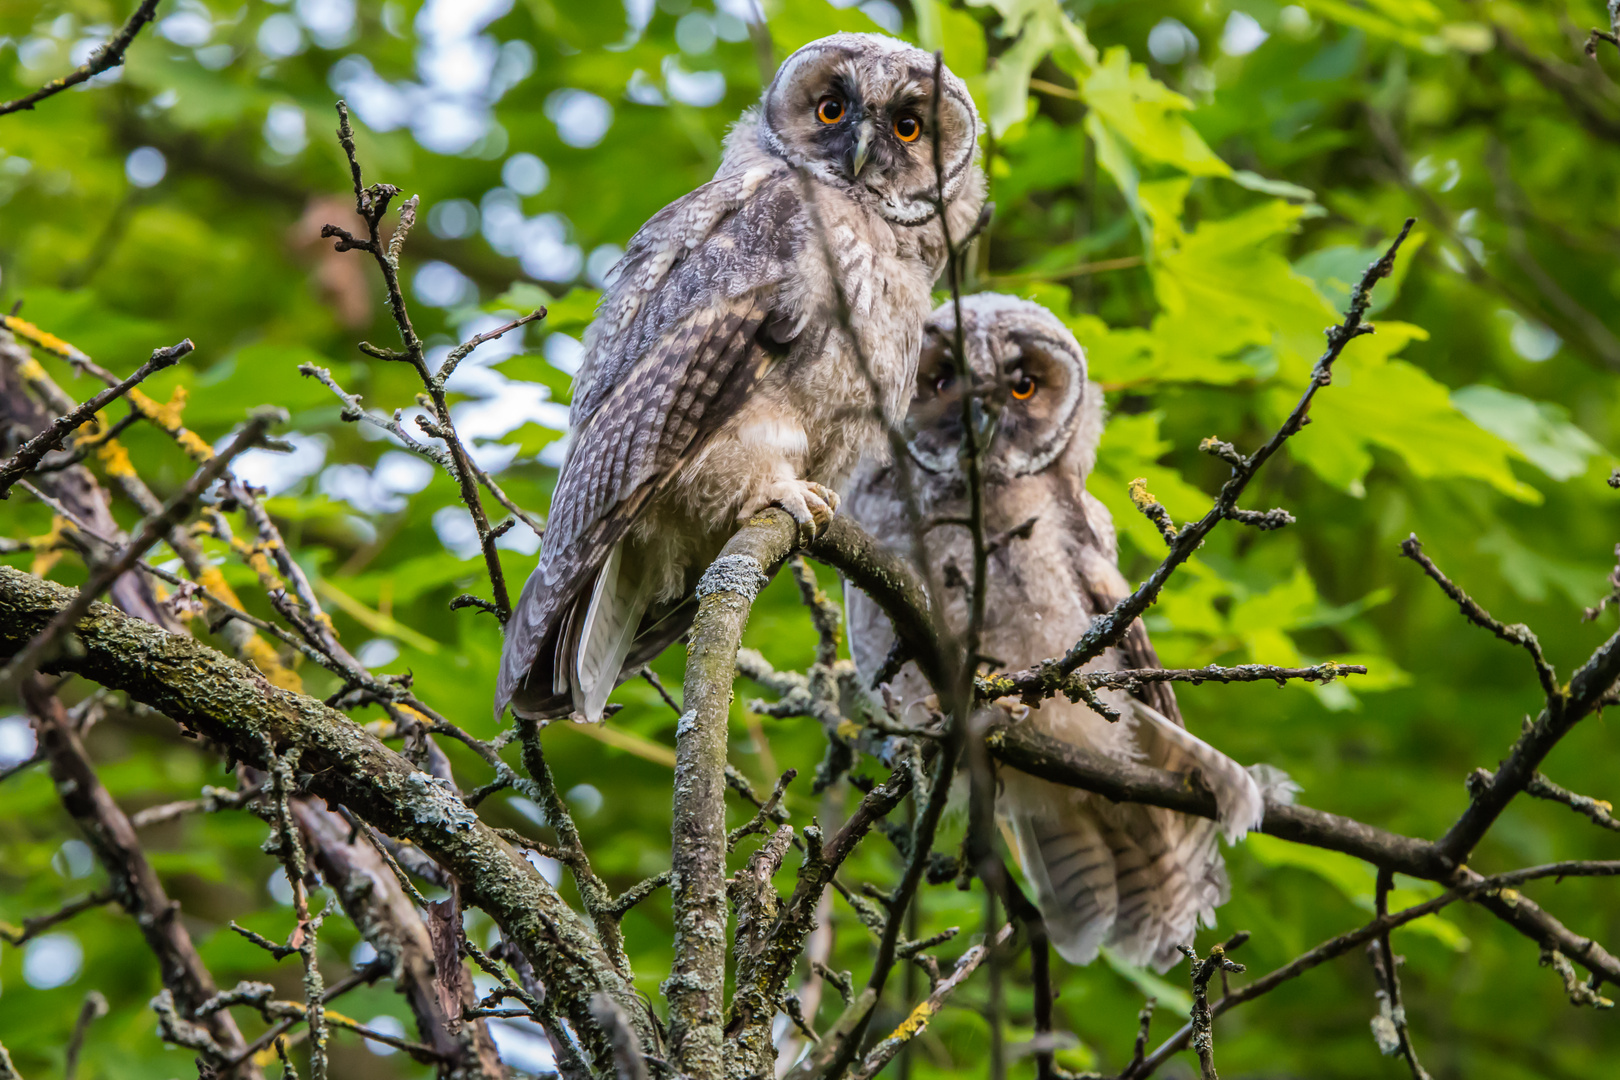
846;295;1267;972
497;34;985;721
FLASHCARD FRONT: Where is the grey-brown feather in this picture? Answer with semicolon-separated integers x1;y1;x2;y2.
845;294;1266;972
498;32;985;720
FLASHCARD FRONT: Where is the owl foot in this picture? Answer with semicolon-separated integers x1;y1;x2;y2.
750;479;841;546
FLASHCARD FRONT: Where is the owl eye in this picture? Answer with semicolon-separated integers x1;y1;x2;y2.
1010;372;1037;400
817;96;845;124
893;114;921;142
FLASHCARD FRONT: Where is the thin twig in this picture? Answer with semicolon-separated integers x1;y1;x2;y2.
0;889;115;946
1123;862;1620;1078
1177;944;1244;1079
848;924;1014;1080
989;220;1417;706
1524;771;1620;832
323;102;514;619
64;991;108;1080
1399;534;1558;699
0;408;280;696
0;340;190;497
1370;868;1432;1079
0;0;160;116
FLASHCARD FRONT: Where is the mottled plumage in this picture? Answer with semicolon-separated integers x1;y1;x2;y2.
846;295;1270;972
498;33;985;721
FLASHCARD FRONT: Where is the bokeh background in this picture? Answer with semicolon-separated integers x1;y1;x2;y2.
2;0;1619;1076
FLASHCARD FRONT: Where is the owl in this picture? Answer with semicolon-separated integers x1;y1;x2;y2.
497;34;985;721
845;294;1265;972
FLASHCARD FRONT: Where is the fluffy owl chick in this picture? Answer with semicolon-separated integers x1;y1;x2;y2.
845;294;1266;972
497;34;985;722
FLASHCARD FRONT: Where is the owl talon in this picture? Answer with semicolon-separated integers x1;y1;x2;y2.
753;479;841;546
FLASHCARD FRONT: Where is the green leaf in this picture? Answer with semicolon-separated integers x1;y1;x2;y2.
1451;385;1605;482
914;1;988;79
766;0;886;55
1282;323;1542;502
1080;48;1229;178
490;281;554;315
1090;411;1215;554
1294;234;1428;317
1245;836;1468;950
540;286;604;338
1475;529;1609;607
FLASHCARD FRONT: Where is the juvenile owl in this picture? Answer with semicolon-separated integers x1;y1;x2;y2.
497;34;985;721
845;294;1265;972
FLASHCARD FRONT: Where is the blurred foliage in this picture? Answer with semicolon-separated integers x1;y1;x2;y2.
2;0;1620;1077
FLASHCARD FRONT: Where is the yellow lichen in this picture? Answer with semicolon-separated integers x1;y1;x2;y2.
194;564;246;608
176;428;214;462
96;440;137;478
886;999;937;1042
2;314;91;363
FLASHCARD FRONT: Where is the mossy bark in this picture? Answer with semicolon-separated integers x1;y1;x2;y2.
667;512;796;1080
0;565;648;1074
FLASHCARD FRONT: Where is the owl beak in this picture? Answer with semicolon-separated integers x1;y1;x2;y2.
847;123;873;179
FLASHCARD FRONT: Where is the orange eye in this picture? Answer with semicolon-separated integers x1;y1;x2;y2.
817;97;844;124
893;114;921;142
1011;373;1037;400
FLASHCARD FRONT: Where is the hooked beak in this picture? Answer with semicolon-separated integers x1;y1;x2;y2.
847;122;873;179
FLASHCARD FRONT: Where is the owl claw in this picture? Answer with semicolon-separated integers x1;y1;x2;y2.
753;479;841;546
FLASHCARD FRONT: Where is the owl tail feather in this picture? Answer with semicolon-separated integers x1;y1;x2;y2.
562;540;651;722
1010;800;1118;968
1008;706;1270;973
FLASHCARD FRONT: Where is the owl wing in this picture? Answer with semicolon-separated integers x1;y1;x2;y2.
1014;492;1261;970
496;172;803;718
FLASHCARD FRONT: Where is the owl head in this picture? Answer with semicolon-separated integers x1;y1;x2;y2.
905;294;1101;483
759;33;980;226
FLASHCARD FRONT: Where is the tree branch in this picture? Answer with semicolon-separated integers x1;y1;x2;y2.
0;567;648;1075
0;0;160;116
669;512;798;1079
20;678;262;1079
848;924;1014;1080
0;339;189;498
989;220;1416;704
0;407;280;697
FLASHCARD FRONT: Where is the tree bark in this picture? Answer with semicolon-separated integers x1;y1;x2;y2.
0;565;650;1074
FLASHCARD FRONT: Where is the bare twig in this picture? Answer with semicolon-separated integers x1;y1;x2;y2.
848;924;1014;1080
1124;863;1620;1079
1400;534;1558;698
21;679;260;1077
0;408;280;696
0;0;160;116
220;964;388;1073
64;991;108;1080
990;221;1417;705
437;310;547;386
1541;947;1616;1008
1524;771;1620;832
0;889;115;946
0;340;190;497
1369;868;1432;1079
1177;944;1245;1079
323;102;516;619
981;661;1368;706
